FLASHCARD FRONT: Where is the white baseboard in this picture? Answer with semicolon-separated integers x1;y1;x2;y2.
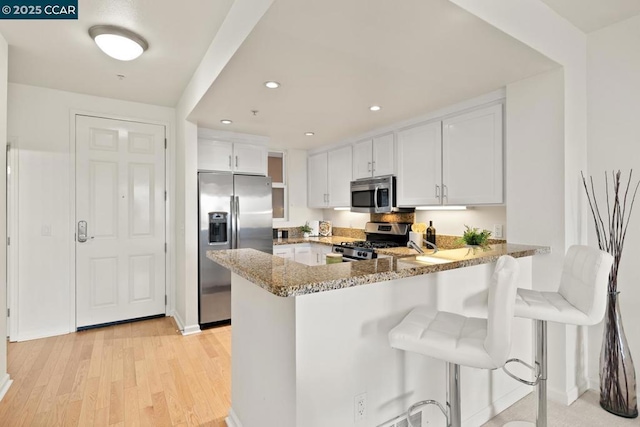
0;373;13;401
15;328;70;342
226;408;242;427
170;310;201;336
547;380;590;406
464;384;531;427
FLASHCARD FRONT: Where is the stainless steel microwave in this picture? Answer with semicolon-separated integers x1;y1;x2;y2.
350;175;402;213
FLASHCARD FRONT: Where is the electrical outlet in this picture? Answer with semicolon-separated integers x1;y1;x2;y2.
355;392;367;422
493;224;503;239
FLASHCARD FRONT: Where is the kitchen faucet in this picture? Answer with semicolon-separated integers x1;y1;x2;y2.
407;239;438;254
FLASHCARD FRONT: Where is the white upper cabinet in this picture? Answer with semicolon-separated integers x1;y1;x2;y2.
308;146;352;208
397;122;442;206
442;104;503;205
308;152;328;208
233;143;268;175
198;138;267;175
352;133;395;179
198;139;233;172
353;139;373;180
327;145;353;207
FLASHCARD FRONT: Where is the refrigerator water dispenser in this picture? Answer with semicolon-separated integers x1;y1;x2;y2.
208;212;228;243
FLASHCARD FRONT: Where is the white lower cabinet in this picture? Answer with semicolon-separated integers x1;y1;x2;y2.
273;243;334;265
273;246;294;260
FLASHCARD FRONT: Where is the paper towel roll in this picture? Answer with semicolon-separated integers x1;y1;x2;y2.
409;231;423;247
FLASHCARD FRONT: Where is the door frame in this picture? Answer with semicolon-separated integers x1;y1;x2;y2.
68;111;174;332
7;137;19;341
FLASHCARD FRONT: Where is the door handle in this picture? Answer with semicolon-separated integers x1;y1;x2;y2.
235;156;239;168
435;184;440;202
367;161;371;172
374;187;379;211
443;184;448;203
235;196;240;248
228;155;232;168
78;220;88;243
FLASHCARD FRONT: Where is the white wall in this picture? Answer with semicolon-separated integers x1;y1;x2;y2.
586;14;640;388
7;83;175;341
506;68;586;402
0;33;10;400
322;206;507;238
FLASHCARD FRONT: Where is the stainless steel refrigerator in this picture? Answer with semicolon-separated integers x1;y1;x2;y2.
198;173;273;326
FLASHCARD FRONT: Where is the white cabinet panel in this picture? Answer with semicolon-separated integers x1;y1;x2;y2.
397;122;442;206
311;244;332;265
372;133;395;177
353;139;373;180
198;139;233;172
308;152;328;208
198;138;267;175
442;104;503;204
273;246;294;260
234;143;268;175
294;245;315;266
353;134;395;179
327;146;352;207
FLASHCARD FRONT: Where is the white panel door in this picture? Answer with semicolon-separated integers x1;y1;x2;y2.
442;104;503;205
76;116;166;328
372;133;395;177
352;139;373;180
397;122;442;206
307;152;328;208
327;145;353;207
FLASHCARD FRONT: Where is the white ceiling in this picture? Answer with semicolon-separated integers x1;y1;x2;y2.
0;0;234;106
190;0;559;149
540;0;640;33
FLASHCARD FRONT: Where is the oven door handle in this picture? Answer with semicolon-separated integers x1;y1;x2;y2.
374;186;379;211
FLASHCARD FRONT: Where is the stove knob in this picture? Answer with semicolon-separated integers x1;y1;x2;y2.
358;251;365;257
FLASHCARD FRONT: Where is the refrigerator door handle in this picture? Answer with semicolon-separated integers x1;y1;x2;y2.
230;196;235;249
234;196;240;248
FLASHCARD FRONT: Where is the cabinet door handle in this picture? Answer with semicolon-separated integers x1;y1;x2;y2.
372;161;376;173
443;184;448;203
228;155;232;168
367;161;371;172
235;156;239;167
435;184;441;202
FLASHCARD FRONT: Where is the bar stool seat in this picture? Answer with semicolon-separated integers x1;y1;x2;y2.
390;255;520;427
503;245;613;427
390;307;506;370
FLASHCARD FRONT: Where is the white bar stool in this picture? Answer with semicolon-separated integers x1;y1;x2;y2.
502;245;613;427
389;255;520;427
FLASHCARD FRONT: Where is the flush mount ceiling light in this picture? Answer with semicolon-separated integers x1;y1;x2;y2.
89;25;148;61
369;105;382;111
220;119;233;125
264;81;280;89
304;132;315;136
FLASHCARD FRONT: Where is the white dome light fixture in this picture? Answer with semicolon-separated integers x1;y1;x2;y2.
89;25;148;61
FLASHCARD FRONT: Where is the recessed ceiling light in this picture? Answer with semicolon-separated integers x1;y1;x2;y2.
304;132;315;136
264;81;280;89
89;25;148;61
220;119;233;125
369;105;382;112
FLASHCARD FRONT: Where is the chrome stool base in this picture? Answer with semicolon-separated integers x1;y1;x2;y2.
407;363;460;427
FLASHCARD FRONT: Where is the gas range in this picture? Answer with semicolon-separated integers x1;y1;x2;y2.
331;222;411;261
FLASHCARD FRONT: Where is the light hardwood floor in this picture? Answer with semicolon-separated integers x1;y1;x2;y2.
0;317;232;427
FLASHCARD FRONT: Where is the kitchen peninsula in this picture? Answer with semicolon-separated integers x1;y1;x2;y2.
209;244;549;427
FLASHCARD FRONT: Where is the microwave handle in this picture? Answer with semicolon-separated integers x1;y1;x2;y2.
374;186;379;210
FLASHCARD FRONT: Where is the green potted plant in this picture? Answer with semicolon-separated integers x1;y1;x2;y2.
457;225;492;247
299;222;313;238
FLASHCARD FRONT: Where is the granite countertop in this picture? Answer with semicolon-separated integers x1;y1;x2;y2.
207;243;550;297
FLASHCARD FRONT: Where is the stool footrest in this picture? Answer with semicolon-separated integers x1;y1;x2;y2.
407;399;448;427
502;358;541;386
